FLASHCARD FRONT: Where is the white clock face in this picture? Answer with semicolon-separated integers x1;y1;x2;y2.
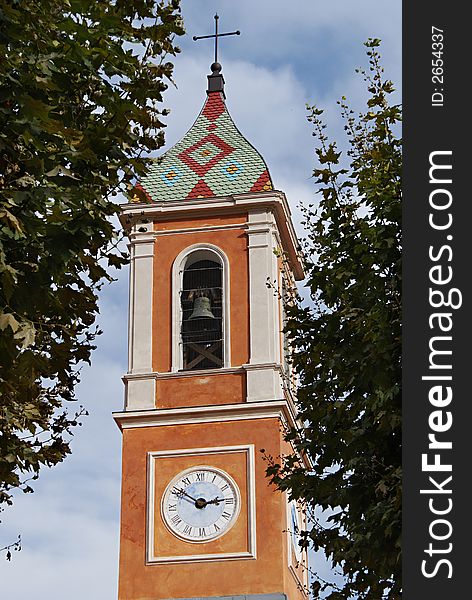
290;501;303;561
161;466;241;542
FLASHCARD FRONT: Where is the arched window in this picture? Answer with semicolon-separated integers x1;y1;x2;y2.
172;246;229;372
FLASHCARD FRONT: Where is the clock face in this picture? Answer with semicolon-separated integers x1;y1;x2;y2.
290;501;302;561
161;466;241;542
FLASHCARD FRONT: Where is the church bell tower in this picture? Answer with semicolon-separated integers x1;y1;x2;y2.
114;45;308;600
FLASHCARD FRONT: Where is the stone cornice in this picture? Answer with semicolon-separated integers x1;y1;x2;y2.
120;191;304;280
113;399;311;470
113;399;295;431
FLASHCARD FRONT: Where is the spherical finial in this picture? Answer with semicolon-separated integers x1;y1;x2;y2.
210;62;222;75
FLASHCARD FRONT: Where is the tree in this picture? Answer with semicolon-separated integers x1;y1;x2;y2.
267;40;401;598
0;0;184;515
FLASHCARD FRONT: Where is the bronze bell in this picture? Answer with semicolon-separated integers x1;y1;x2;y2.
189;295;216;320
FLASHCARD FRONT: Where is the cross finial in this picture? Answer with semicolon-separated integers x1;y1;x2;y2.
193;14;241;68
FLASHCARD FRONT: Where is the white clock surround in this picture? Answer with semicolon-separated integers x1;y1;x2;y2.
147;444;256;564
286;498;307;590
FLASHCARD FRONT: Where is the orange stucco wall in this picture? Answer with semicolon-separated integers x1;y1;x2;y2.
118;417;307;600
119;208;307;600
152;216;250;378
156;371;245;409
154;214;246;232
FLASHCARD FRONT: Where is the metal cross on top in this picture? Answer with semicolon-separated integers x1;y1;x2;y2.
193;14;240;65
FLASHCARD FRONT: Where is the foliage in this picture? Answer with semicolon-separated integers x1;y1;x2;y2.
267;40;402;598
1;534;21;561
0;0;184;512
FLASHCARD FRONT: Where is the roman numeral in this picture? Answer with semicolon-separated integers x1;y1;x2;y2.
181;476;191;486
168;503;177;512
225;497;234;505
199;527;207;537
212;474;217;483
220;484;229;491
195;472;205;482
172;487;181;496
213;523;220;532
183;524;193;535
171;515;182;525
222;511;231;520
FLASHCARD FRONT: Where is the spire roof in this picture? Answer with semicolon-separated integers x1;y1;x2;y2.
132;67;273;203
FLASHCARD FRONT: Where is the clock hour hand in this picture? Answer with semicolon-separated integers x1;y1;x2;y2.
206;497;225;505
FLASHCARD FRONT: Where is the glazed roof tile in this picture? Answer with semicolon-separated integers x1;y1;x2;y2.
132;88;273;203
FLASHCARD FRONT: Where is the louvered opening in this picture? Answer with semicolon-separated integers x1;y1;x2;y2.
180;259;223;371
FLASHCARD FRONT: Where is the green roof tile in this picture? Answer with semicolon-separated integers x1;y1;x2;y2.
132;89;273;203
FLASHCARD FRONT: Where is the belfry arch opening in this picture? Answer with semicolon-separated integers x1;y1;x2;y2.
179;249;224;371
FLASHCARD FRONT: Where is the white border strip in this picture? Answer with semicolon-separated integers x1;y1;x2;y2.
171;243;231;371
147;445;256;564
121;192;304;281
114;400;291;430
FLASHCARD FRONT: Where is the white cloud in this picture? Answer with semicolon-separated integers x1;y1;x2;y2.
1;497;119;599
179;0;401;65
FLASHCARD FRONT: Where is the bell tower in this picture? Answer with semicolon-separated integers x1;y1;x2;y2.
114;54;308;600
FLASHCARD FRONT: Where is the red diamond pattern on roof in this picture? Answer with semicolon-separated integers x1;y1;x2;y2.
178;133;234;177
187;179;215;199
135;90;274;203
249;169;272;193
202;92;226;120
133;182;152;202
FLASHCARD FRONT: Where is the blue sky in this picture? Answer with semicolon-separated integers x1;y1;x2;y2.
0;1;401;597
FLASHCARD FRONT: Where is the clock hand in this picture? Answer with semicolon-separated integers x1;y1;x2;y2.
175;487;199;503
206;497;225;505
175;487;209;509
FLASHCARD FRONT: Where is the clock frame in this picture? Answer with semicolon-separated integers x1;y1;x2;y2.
286;497;308;590
288;499;303;562
147;444;256;564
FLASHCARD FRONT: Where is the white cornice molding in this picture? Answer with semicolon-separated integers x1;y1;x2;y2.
113;399;296;431
122;365;302;419
129;232;154;245
113;400;312;471
122;190;287;215
122;366;245;383
241;362;279;371
154;222;246;237
120;192;304;280
122;364;301;424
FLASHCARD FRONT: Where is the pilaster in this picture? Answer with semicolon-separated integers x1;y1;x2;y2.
126;226;155;410
246;209;283;401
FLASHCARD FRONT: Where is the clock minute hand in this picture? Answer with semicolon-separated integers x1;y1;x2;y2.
175;487;199;503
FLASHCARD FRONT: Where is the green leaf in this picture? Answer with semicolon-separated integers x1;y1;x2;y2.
0;0;184;513
267;40;401;599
